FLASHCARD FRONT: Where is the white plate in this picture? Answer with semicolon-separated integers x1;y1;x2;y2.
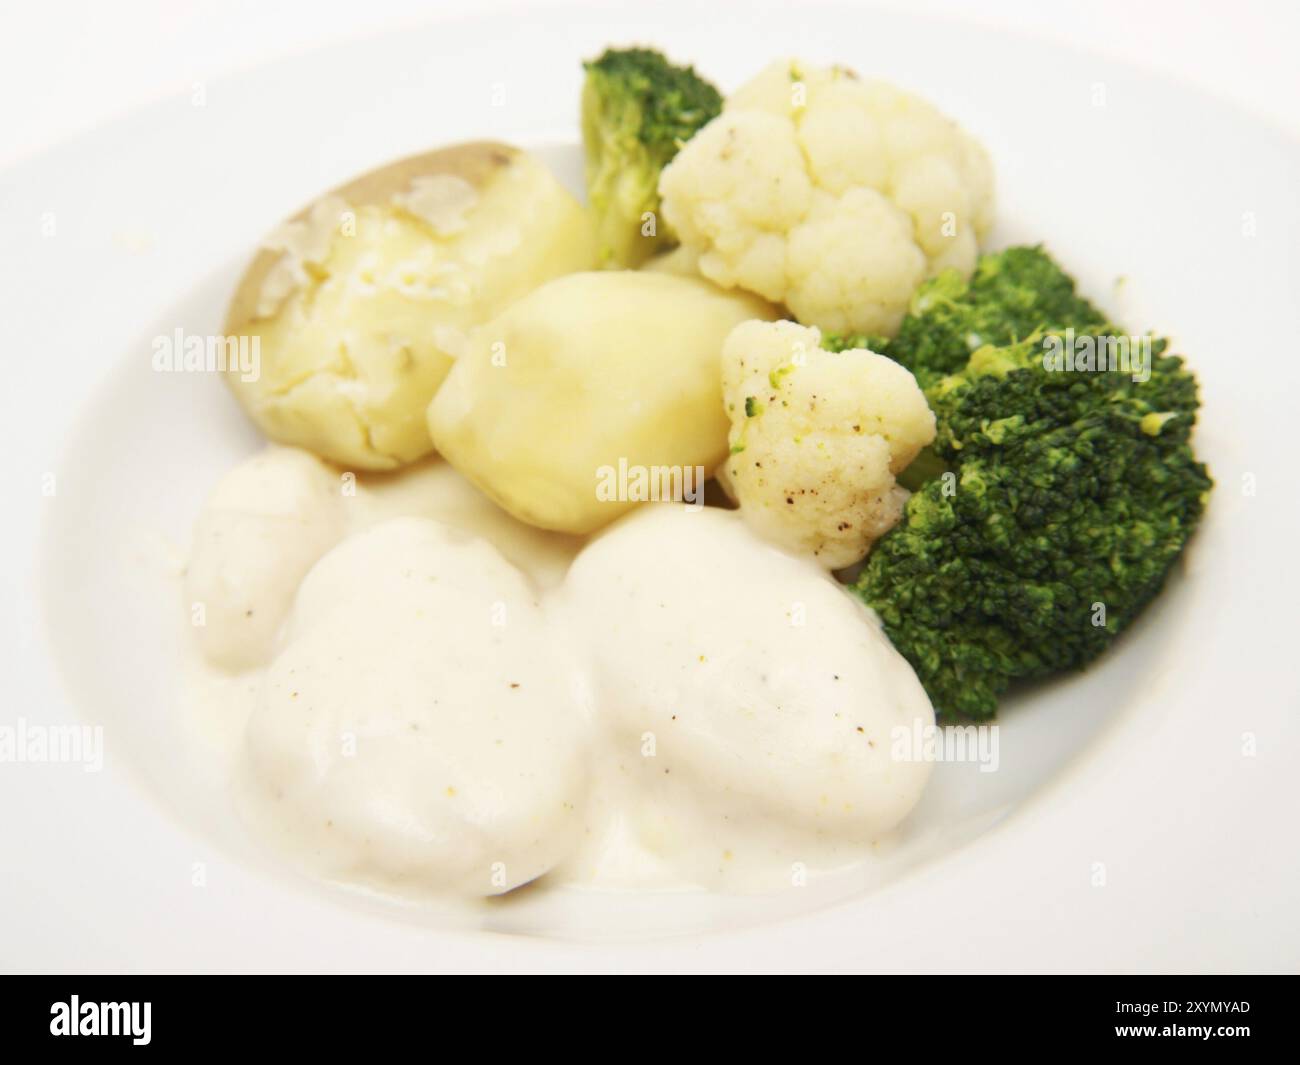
3;3;1298;972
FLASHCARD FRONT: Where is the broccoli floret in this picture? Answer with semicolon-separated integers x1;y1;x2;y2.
854;247;1212;720
824;246;1103;375
581;47;722;267
885;245;1111;385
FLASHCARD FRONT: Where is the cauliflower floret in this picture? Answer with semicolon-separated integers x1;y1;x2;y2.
721;319;935;569
786;188;924;333
660;60;994;336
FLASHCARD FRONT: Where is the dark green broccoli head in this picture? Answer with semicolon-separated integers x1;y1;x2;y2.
828;245;1112;385
581;47;722;267
855;248;1212;720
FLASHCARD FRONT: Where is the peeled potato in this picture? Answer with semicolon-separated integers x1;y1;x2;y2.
426;271;777;534
224;143;595;470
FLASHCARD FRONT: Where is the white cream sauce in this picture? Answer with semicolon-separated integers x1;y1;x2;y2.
245;517;590;897
183;446;934;899
553;505;934;891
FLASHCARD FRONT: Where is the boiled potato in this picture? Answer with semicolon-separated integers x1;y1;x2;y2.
426;271;777;534
224;143;595;470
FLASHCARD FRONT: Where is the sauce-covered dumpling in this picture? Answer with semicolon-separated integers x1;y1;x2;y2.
560;504;933;884
243;517;590;896
185;447;347;671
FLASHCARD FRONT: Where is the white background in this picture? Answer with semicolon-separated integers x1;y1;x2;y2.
2;0;1299;167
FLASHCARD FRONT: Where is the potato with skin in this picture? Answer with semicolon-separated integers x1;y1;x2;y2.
224;143;596;470
427;271;777;534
